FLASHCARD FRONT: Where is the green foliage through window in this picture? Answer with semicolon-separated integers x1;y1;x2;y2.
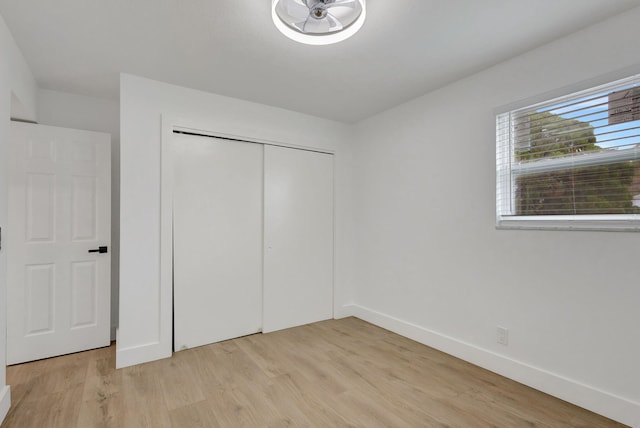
514;111;640;215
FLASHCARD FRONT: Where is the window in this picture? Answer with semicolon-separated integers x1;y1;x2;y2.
496;74;640;231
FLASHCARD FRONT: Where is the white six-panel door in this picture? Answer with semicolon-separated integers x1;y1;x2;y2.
172;134;263;351
263;145;334;333
7;122;111;365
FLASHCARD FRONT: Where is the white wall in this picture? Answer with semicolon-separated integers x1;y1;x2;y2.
0;13;37;424
349;8;640;427
117;74;354;368
36;89;120;339
6;29;36;123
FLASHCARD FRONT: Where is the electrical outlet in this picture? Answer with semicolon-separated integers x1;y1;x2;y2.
497;326;509;345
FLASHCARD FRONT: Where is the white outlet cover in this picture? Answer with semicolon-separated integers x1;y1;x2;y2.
497;326;509;345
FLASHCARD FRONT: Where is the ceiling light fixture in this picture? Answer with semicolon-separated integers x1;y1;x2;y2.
272;0;366;46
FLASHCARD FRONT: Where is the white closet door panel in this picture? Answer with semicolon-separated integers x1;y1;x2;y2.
263;146;334;333
7;122;111;365
173;134;263;351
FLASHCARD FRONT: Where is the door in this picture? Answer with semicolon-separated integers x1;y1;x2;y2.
7;122;111;365
172;134;263;351
263;145;334;333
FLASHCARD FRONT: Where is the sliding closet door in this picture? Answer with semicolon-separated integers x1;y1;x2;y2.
263;145;334;333
173;134;263;351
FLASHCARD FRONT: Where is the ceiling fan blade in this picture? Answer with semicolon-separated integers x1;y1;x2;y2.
296;15;324;33
286;1;311;20
306;16;330;33
325;0;357;9
294;15;310;32
325;13;343;31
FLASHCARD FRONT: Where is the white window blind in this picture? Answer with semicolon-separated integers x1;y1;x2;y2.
497;74;640;231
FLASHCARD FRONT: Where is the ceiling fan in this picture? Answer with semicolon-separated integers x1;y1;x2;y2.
272;0;366;45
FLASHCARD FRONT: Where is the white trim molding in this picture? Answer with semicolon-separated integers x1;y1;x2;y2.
342;304;640;427
0;385;11;424
497;215;640;232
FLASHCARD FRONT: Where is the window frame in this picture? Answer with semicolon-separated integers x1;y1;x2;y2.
496;73;640;232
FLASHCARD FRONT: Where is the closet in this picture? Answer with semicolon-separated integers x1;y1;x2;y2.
172;133;333;350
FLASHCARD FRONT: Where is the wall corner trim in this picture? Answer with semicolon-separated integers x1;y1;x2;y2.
341;304;640;427
0;385;11;424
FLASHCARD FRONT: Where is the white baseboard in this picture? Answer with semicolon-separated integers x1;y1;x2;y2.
0;385;11;425
333;303;354;319
343;304;640;428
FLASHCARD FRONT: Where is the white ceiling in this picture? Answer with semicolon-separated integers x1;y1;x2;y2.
1;0;639;123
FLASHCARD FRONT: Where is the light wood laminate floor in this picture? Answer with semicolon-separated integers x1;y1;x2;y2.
2;317;627;427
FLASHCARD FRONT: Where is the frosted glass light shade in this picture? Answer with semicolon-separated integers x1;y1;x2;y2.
272;0;366;46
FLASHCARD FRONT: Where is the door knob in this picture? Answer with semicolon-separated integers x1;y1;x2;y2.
88;246;108;254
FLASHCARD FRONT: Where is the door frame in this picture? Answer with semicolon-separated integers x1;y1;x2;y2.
159;115;336;354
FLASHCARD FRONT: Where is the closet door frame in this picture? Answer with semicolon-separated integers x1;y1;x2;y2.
159;116;335;354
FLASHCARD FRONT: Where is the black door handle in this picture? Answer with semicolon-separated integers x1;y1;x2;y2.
88;246;108;254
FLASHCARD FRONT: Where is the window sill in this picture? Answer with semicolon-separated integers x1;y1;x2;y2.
496;215;640;232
